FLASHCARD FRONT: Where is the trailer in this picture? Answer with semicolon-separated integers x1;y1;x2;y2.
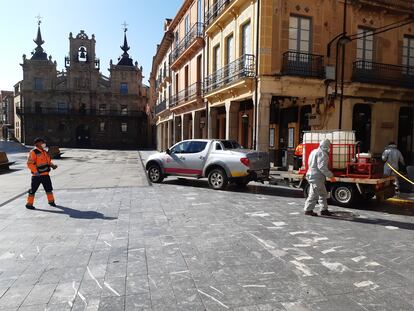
268;130;396;207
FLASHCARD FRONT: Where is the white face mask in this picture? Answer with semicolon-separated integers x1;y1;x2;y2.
41;143;47;149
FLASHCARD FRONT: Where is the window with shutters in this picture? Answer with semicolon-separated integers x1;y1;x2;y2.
403;36;414;75
356;28;374;69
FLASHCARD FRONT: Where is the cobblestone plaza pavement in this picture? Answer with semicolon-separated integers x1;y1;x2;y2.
0;149;414;310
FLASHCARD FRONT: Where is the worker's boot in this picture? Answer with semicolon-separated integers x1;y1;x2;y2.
320;210;334;216
305;211;318;216
26;193;35;210
46;192;56;207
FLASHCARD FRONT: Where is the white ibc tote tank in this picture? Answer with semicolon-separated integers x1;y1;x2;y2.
303;131;356;169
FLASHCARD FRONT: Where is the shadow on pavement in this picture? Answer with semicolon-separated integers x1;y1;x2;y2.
349;200;414;217
162;178;303;198
321;211;414;231
0;168;22;175
34;205;117;220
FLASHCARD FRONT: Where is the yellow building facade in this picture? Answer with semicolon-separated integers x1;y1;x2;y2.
151;0;414;166
257;0;414;167
151;0;206;151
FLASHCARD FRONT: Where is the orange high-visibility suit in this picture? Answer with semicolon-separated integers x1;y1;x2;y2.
26;148;55;207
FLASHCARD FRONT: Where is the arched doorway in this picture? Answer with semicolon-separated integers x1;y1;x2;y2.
398;107;413;164
352;104;371;152
76;124;90;146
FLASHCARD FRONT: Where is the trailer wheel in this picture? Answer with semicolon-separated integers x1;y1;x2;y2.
331;183;359;207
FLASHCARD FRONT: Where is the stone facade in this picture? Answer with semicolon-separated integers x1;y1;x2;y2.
15;24;150;149
151;0;206;151
0;90;14;140
152;0;414;166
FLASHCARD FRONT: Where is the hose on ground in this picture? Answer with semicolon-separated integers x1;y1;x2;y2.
386;162;414;185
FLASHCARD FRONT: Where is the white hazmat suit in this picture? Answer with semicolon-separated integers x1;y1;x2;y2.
382;143;404;191
304;139;334;212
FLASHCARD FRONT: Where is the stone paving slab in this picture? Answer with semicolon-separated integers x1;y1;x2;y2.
0;149;413;310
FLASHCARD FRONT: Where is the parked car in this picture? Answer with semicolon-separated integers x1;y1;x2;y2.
146;139;270;190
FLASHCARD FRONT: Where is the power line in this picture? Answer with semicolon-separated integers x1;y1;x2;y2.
348;18;414;41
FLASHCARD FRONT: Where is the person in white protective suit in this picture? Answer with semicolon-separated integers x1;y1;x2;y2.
382;142;405;193
304;139;337;216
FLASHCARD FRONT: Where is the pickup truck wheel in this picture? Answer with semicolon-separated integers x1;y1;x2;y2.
331;183;359;207
208;168;228;190
148;165;164;183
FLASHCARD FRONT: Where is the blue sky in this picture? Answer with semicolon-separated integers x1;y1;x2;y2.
0;0;182;90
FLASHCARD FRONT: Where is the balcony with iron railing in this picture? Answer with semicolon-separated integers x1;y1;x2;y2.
170;82;203;109
205;0;235;28
204;54;256;94
155;100;168;115
170;23;204;70
352;60;414;88
281;51;325;79
16;107;146;118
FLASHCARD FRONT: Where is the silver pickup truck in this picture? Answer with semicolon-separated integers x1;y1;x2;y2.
145;139;270;190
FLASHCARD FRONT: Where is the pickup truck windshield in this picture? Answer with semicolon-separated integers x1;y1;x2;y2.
221;140;242;149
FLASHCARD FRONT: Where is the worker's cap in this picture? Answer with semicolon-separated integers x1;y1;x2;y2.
33;137;46;144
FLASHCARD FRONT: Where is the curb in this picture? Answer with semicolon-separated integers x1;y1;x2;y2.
387;197;414;205
137;151;152;187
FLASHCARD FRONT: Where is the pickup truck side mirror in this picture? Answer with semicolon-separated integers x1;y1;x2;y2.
166;148;171;155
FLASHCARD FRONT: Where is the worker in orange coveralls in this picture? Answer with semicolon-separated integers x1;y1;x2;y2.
26;137;58;210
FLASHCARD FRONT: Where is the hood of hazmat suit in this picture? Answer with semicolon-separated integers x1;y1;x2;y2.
306;139;334;183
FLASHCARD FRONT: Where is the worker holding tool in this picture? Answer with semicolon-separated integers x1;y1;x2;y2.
382;142;405;194
304;139;337;216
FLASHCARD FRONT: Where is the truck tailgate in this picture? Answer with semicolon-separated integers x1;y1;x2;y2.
246;151;270;171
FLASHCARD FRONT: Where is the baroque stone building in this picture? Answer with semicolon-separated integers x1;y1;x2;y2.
14;22;151;149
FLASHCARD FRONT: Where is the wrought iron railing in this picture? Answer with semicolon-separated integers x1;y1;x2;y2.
16;107;146;117
204;54;255;93
205;0;234;27
155;100;167;115
281;51;325;78
352;60;414;88
170;23;204;65
170;82;203;108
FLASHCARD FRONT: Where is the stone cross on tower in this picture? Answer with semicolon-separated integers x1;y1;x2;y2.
122;21;129;33
35;14;42;26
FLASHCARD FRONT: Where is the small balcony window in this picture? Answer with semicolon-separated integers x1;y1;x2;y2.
121;105;128;115
120;83;128;94
121;123;128;132
58;102;69;114
99;104;107;115
99;121;106;132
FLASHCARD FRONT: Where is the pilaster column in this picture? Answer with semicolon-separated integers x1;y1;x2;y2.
225;101;239;140
256;93;272;151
